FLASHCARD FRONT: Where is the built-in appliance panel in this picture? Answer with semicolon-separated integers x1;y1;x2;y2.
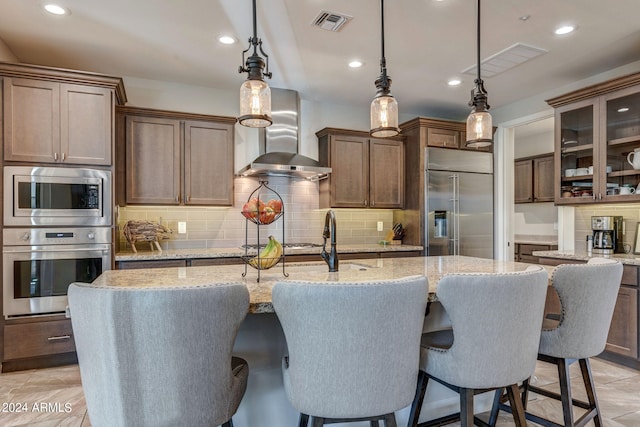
3;166;111;226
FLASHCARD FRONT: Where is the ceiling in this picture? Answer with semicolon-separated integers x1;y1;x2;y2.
1;0;640;122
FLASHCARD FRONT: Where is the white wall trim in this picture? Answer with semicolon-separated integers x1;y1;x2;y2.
494;109;556;260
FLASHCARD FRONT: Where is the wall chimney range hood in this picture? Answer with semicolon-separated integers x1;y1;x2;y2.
238;89;331;180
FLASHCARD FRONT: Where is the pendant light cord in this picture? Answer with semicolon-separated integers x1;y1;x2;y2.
251;0;258;53
476;0;481;83
380;0;386;72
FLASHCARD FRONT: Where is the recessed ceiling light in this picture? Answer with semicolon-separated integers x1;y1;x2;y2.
43;4;69;15
555;25;575;35
218;35;236;45
618;107;630;113
348;60;363;68
448;79;461;86
519;15;531;22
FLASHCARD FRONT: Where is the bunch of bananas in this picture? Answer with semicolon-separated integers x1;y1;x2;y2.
248;236;282;269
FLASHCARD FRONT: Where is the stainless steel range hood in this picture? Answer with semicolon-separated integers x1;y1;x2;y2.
237;89;331;180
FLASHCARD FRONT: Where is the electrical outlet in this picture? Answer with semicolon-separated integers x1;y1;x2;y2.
178;222;187;234
377;221;384;231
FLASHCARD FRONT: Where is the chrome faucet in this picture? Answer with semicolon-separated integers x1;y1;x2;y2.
321;210;339;272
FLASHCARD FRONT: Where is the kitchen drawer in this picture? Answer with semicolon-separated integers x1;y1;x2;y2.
518;254;540;264
4;320;75;360
621;265;638;286
116;259;187;269
519;244;552;256
189;257;243;267
538;257;585;267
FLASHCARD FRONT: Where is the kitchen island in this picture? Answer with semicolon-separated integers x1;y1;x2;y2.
88;256;543;427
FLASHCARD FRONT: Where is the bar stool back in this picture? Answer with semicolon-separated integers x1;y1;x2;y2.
68;282;250;427
513;258;623;427
408;266;549;427
272;276;428;427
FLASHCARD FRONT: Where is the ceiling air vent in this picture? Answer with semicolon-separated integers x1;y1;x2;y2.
312;10;353;32
463;43;548;78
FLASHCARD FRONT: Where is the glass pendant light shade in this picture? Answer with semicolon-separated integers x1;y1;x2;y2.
466;108;492;147
370;94;399;138
239;79;272;128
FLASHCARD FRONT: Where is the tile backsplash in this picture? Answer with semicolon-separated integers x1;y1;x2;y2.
574;204;640;252
117;176;394;251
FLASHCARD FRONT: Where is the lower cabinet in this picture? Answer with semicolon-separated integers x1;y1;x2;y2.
539;257;639;363
514;243;558;263
2;317;77;372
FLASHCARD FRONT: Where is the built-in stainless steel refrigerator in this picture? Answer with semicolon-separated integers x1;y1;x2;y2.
425;147;494;258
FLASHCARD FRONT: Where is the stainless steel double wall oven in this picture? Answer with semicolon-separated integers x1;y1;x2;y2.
3;166;112;318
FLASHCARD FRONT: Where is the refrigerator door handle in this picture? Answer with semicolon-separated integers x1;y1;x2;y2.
448;174;460;256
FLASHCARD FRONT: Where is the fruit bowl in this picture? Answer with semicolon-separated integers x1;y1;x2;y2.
241;255;281;270
241;197;283;224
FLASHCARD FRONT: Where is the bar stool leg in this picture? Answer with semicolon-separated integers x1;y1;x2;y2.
408;370;429;427
299;413;309;427
557;358;575;427
460;388;474;427
580;358;603;427
311;416;324;427
505;384;526;427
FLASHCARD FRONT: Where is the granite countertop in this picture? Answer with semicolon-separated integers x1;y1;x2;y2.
533;250;640;266
115;243;424;261
95;255;547;313
514;235;558;246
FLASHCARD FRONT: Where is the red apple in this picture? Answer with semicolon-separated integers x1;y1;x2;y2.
242;198;264;220
267;198;283;213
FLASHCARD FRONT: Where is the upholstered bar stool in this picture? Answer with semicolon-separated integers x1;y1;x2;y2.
493;257;623;427
272;276;428;427
68;282;250;427
408;266;549;427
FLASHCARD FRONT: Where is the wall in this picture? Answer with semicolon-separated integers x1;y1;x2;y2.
0;37;17;62
513;120;558;236
117;176;393;251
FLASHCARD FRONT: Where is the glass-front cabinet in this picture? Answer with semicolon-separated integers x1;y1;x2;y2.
552;73;640;204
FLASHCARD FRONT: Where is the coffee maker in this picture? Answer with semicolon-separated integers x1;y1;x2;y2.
591;216;624;254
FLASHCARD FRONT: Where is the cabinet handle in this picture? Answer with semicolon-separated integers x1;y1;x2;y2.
363;199;367;206
54;152;58;161
599;193;602;200
62;152;66;161
48;335;71;341
176;196;180;203
371;200;375;207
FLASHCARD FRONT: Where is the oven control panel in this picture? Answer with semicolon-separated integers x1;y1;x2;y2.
3;227;112;246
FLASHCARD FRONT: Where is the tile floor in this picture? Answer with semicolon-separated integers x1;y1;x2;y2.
0;357;638;427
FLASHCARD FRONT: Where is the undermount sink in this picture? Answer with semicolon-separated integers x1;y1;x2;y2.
284;262;376;273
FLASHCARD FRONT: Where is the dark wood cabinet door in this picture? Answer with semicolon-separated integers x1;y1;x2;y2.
534;155;555;202
605;286;638;359
184;120;234;205
60;83;112;165
125;115;181;204
514;159;534;203
329;135;369;207
369;138;404;208
427;128;459;148
3;77;60;163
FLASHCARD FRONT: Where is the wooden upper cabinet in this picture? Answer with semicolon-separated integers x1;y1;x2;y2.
514;159;534;203
60;84;113;165
317;128;404;209
369;138;404;208
427;128;458;148
514;154;554;203
328;134;369;207
120;107;235;206
184;120;234;205
533;155;555;202
3;78;60;163
125;116;181;204
3;77;115;165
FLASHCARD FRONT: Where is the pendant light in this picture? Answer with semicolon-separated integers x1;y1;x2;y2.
370;0;400;138
238;0;272;128
465;0;493;147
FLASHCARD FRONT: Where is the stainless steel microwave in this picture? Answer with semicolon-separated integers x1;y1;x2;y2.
3;166;112;227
